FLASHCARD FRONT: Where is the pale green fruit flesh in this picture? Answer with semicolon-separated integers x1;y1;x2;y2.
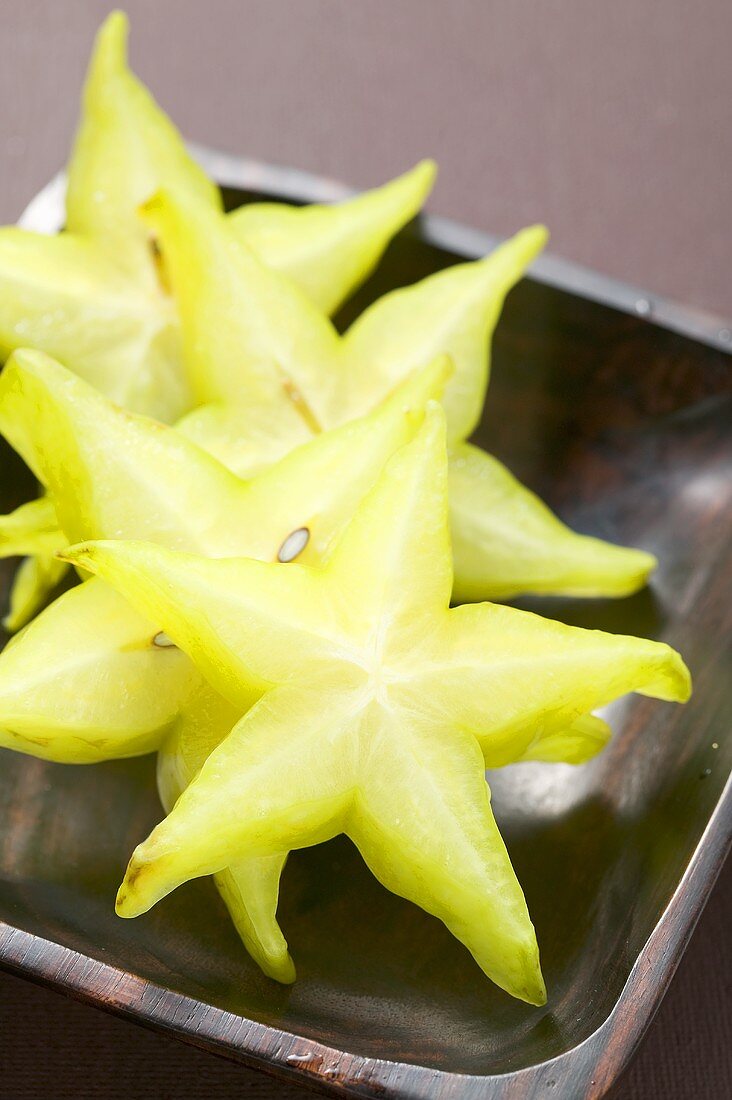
0;11;689;1001
0;577;200;762
0;349;451;980
147;184;657;601
64;407;690;1003
0;495;63;558
141;187;344;424
0;494;68;630
157;687;295;983
449;443;657;601
176;397;312;479
229;160;436;315
517;713;612;765
0;228;187;422
0;349;449;758
2;552;69;634
64;11;222;279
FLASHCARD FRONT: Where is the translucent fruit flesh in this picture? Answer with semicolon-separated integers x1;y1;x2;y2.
3;12;652;622
0;12;437;624
63;406;690;1002
0;349;449;761
0;9;681;1000
0;352;633;984
145;185;657;604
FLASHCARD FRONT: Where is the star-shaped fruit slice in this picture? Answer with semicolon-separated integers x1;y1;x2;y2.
0;348;618;768
0;496;62;560
154;674;613;985
226;162;437;317
0;348;447;762
0;495;67;631
63;405;690;1002
0;10;217;622
66;8;435;316
0;11;435;625
0;12;434;416
0;14;217;422
0;350;619;982
145;185;657;603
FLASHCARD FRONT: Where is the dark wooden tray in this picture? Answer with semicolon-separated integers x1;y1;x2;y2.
1;151;730;1099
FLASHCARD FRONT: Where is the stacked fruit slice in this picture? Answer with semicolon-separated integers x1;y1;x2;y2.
0;13;690;1004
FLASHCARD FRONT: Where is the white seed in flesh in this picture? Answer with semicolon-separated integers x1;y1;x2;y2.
277;527;310;563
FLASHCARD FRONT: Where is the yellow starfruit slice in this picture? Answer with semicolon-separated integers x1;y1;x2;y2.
148;190;656;602
448;443;657;601
1;12;436;626
65;10;222;279
146;185;657;600
144;185;546;441
0;348;448;760
157;687;295;983
0;496;63;559
228;159;436;315
0;580;198;763
63;406;690;1002
141;189;343;424
0;227;186;421
0;352;615;980
156;681;611;985
0;494;67;631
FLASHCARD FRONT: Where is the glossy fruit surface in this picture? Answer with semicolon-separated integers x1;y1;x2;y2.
64;406;690;1001
0;351;651;983
228;159;436;315
0;349;446;762
1;12;651;623
0;13;432;421
0;12;435;625
147;186;656;602
0;11;691;1005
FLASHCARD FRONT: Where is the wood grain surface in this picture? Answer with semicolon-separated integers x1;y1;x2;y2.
0;3;730;1097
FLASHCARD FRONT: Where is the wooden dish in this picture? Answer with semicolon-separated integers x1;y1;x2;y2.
1;151;730;1098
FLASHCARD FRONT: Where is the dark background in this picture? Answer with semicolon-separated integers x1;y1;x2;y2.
0;2;729;1097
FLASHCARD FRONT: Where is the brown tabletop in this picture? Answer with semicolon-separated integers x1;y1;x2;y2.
0;2;730;1096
